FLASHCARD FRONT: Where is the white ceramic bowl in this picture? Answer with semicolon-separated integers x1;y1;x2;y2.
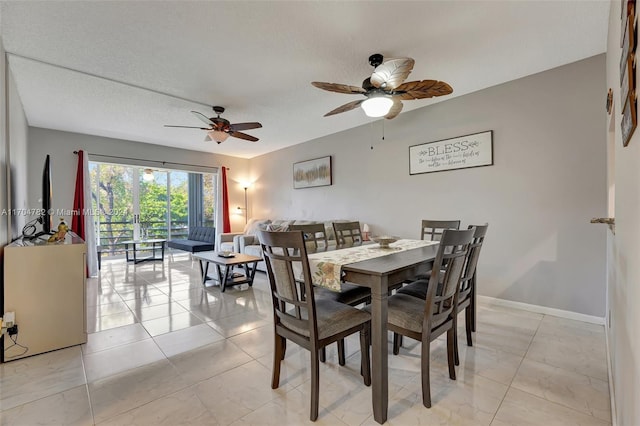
370;236;398;248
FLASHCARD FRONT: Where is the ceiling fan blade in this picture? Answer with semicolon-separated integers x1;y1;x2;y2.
230;131;259;142
370;58;415;90
312;82;366;94
324;99;365;117
395;80;453;100
191;110;215;125
385;99;404;120
230;122;262;131
164;125;210;129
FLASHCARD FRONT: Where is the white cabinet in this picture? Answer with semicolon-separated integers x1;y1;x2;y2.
2;233;87;361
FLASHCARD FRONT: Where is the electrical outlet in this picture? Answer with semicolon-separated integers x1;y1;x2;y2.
3;311;15;328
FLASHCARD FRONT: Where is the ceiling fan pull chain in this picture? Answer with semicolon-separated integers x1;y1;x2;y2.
369;122;375;150
382;120;385;141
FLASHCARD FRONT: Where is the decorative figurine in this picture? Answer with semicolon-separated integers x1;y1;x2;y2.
48;218;69;243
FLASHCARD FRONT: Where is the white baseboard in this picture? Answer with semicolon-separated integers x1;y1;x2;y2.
477;295;605;325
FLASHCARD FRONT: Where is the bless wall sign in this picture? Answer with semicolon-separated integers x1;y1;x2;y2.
409;130;493;175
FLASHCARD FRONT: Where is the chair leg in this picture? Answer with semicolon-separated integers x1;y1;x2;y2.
471;275;477;332
359;325;371;386
310;346;320;421
466;306;473;347
319;347;326;363
281;339;287;360
453;313;460;366
272;334;284;389
447;328;457;380
420;337;432;408
337;339;346;366
393;333;401;355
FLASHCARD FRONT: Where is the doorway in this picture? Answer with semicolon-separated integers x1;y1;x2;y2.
89;162;217;259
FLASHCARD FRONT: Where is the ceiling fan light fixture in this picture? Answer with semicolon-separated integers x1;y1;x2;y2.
142;168;155;182
208;130;230;143
361;96;393;118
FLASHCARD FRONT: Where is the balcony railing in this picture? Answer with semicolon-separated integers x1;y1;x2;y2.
98;220;188;257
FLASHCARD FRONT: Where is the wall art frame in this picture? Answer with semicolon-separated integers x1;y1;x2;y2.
622;93;637;147
621;0;637;146
293;156;332;189
409;130;493;175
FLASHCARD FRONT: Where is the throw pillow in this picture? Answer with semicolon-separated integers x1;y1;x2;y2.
266;223;289;232
245;219;272;235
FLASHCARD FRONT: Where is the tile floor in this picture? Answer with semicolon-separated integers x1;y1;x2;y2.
0;253;611;425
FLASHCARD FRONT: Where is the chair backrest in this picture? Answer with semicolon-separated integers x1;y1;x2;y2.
288;223;328;249
258;230;319;342
458;224;489;305
424;228;474;331
333;221;362;244
420;220;460;241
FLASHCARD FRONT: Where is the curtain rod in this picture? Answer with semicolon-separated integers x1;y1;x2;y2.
73;151;227;170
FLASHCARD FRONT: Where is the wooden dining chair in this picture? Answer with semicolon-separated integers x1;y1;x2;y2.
289;223;371;365
333;221;363;244
397;224;489;365
258;230;371;421
453;224;488;360
288;223;371;306
288;223;328;249
379;228;473;408
395;219;462;298
421;219;461;241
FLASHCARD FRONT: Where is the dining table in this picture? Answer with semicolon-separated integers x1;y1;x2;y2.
305;240;440;424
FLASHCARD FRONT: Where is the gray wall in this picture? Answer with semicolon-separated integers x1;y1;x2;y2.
250;55;607;317
27;128;251;233
606;1;640;424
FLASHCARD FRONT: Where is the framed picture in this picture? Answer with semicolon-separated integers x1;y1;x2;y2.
409;130;493;175
293;156;332;189
622;92;637;147
621;57;634;109
620;13;635;84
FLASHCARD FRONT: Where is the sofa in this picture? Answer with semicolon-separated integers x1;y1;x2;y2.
167;226;216;253
218;218;355;271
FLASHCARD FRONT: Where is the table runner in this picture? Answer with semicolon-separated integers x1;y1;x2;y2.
301;239;438;291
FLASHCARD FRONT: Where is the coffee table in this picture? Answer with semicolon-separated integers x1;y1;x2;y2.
192;251;261;292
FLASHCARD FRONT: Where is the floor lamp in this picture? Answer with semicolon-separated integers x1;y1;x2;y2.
242;185;248;224
237;185;249;224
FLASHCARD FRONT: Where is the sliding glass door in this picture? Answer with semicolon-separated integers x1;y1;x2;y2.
90;162;214;258
169;171;189;240
138;169;169;240
90;163;137;253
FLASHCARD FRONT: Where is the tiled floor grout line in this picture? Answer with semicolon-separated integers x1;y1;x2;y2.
487;312;544;425
79;348;97;425
490;314;611;425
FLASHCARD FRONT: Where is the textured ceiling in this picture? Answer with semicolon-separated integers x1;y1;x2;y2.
0;1;609;159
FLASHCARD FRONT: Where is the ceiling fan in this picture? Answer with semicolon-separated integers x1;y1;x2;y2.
312;53;453;120
164;106;262;144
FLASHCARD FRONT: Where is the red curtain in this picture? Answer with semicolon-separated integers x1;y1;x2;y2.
72;150;86;239
221;166;231;233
